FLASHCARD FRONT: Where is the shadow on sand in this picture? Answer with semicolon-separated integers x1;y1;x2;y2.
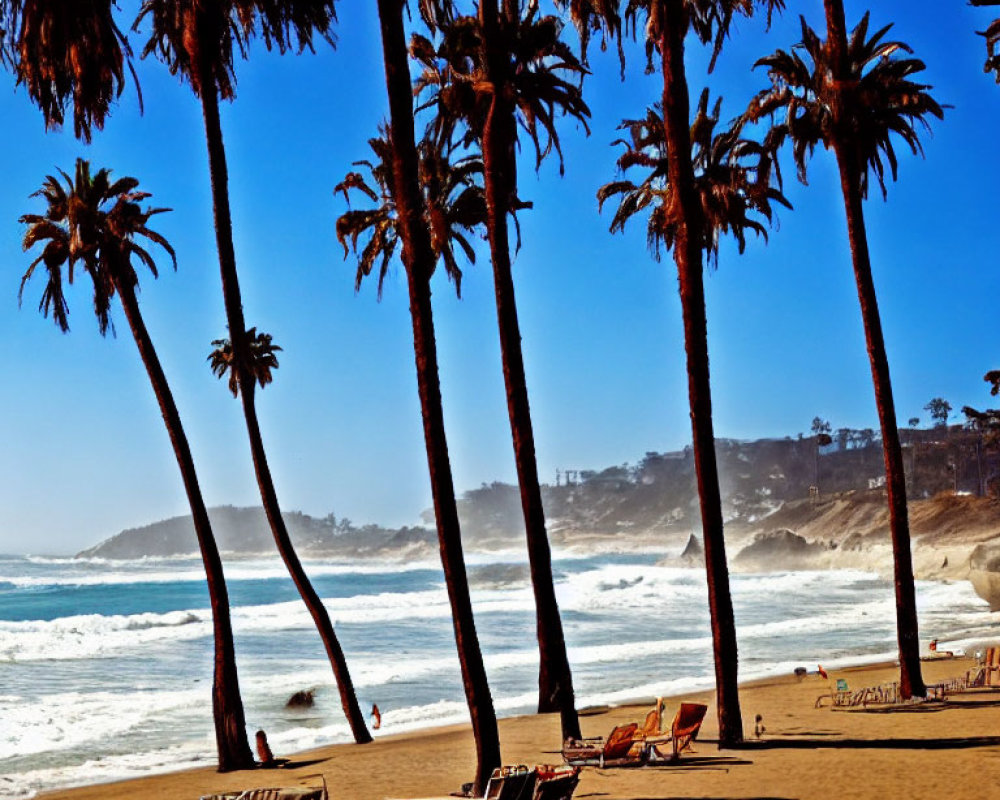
733;735;1000;751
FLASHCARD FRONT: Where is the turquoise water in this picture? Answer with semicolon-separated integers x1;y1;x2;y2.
0;550;993;798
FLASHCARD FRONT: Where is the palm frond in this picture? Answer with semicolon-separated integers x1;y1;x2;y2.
335;127;485;300
742;11;943;199
599;90;787;266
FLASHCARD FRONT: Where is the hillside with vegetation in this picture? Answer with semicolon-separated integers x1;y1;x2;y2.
82;423;1000;565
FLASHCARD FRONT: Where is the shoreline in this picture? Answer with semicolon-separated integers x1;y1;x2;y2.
35;652;996;800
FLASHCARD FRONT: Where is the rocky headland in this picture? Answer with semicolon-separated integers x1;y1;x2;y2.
78;429;1000;610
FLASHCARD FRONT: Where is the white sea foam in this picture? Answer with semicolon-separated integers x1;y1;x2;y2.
0;582;542;663
1;741;212;799
0;686;208;758
0;610;211;662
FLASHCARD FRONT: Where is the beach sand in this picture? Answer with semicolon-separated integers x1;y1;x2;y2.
37;657;999;800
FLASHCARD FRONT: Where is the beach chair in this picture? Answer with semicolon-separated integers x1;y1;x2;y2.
199;774;328;800
815;677;851;708
530;766;581;800
645;703;708;762
637;697;667;736
483;765;580;800
484;765;535;800
561;722;645;767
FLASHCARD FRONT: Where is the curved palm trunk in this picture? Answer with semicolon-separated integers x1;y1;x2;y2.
197;69;371;744
658;5;743;746
824;0;925;700
115;278;255;771
377;0;501;792
479;0;580;741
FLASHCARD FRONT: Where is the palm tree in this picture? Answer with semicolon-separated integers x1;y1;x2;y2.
597;87;787;743
970;1;1000;80
556;0;782;747
335;114;500;796
19;159;255;771
744;5;944;698
4;0;137;141
136;0;371;744
411;1;588;740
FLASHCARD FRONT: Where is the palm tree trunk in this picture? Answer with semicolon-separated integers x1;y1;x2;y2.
115;277;255;771
197;71;372;744
824;0;925;700
376;0;501;792
479;0;580;741
658;5;743;746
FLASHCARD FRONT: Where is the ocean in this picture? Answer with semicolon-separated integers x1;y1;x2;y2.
0;548;994;799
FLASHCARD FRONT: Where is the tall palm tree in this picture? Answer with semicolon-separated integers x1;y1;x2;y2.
555;0;782;747
336;113;500;793
412;1;588;740
744;5;944;699
136;0;371;743
19;159;255;771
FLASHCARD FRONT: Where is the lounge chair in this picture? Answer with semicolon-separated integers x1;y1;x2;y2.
484;765;534;800
530;765;580;800
483;765;580;800
815;677;853;708
200;774;327;800
561;722;645;767
934;646;1000;695
645;702;708;762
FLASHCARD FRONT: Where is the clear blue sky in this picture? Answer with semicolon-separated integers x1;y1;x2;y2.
1;1;997;555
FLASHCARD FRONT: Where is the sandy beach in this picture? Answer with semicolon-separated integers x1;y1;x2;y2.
35;655;999;800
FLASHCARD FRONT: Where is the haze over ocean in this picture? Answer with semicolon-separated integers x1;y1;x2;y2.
0;550;993;798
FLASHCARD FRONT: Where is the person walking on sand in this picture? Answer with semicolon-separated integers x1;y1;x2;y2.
371;704;381;730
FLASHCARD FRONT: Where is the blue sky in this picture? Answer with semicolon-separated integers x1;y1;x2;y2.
1;1;997;554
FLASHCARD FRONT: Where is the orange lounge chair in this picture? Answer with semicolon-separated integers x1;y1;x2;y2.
645;702;708;762
561;722;645;767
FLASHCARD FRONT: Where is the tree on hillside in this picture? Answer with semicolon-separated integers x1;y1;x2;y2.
19;159;255;770
908;417;920;428
364;0;502;791
925;398;951;428
744;3;944;699
136;0;371;744
811;417;832;438
558;0;784;748
411;0;588;739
